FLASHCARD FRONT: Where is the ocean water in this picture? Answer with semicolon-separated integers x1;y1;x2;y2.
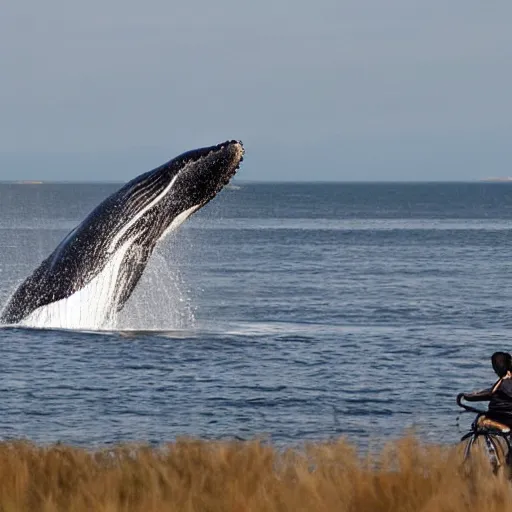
0;182;511;447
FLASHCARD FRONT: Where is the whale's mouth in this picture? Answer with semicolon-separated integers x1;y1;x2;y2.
216;140;244;189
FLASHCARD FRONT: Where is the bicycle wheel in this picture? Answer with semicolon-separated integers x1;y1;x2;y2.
461;433;510;476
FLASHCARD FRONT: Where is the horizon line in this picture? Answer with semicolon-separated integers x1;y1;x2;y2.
0;179;507;185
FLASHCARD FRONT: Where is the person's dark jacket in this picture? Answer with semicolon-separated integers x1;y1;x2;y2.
464;378;512;423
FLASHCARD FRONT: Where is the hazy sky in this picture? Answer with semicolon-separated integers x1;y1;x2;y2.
1;1;511;181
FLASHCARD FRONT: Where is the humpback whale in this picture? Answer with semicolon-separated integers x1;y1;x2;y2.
1;140;244;329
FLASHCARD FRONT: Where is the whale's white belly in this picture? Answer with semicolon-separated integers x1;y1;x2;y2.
22;238;133;330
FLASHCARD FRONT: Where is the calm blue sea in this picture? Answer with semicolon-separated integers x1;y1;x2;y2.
0;182;511;447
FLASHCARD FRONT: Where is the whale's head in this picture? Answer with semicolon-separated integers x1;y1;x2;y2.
164;139;244;211
107;140;244;251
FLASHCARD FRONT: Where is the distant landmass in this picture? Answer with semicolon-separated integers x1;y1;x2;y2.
480;177;512;182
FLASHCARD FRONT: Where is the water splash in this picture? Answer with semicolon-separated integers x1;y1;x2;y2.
12;236;195;332
117;242;196;331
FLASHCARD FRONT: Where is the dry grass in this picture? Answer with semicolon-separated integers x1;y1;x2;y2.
0;435;510;511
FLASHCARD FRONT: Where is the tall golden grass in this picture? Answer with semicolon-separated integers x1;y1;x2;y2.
0;436;510;511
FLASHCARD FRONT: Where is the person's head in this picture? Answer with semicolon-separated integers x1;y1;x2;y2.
491;352;512;377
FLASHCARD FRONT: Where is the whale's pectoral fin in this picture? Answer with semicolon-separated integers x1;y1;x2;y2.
113;243;153;312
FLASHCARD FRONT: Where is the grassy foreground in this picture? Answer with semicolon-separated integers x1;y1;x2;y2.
0;436;510;511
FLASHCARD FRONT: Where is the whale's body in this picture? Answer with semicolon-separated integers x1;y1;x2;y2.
1;140;244;329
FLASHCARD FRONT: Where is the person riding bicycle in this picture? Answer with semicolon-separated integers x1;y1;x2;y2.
463;351;512;433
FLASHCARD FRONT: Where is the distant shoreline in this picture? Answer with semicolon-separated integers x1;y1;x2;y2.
479;177;512;182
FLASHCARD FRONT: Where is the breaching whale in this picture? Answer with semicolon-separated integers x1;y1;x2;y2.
1;140;244;329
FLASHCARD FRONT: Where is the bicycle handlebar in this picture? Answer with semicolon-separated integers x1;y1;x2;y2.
457;393;487;415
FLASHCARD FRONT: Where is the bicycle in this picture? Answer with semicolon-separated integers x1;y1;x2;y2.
457;393;512;475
